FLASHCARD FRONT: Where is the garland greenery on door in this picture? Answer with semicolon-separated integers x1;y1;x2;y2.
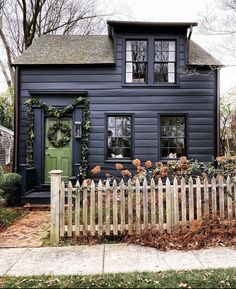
25;96;91;180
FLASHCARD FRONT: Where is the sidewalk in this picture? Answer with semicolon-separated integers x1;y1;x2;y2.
0;244;236;276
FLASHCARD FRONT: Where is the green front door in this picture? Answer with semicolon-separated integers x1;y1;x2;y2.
44;117;72;182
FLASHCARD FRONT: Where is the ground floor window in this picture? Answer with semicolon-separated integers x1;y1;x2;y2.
106;115;132;160
160;115;186;159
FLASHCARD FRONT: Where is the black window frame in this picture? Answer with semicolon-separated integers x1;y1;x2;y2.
154;40;176;84
105;113;134;162
159;114;187;160
125;39;148;84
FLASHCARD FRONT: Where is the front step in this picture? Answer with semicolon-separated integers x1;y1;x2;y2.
20;191;50;205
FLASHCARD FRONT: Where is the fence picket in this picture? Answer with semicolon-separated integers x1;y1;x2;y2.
211;177;217;219
166;178;172;233
113;180;118;235
98;180;103;235
135;178;141;233
219;176;225;220
128;179;133;235
188;177;194;222
173;178;179;228
67;181;73;237
105;179;111;235
181;177;187;226
75;181;80;236
143;178;148;229
90;180;95;236
227;176;232;221
120;180;125;234
158;178;164;232
151;178;156;228
204;177;209;223
82;180;88;236
60;181;65;237
196;177;202;220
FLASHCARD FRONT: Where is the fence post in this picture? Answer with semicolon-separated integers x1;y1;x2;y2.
49;170;62;245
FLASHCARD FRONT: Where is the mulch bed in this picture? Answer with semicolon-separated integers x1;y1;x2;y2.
60;218;236;251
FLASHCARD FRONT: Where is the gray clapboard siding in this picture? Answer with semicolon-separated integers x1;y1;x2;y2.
17;28;217;182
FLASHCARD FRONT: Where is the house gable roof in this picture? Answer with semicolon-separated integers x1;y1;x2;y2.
13;35;115;65
12;34;222;67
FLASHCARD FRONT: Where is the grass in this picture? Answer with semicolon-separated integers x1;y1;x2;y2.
0;207;23;231
1;268;236;288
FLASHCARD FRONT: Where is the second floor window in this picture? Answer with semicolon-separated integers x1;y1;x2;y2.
154;41;176;83
126;40;147;83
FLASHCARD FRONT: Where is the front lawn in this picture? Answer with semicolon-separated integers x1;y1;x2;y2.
0;207;23;231
1;268;236;288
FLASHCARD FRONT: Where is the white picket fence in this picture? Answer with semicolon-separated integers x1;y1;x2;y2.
49;170;236;244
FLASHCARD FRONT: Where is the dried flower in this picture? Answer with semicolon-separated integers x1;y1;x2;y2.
180;156;188;164
121;169;132;177
156;161;163;167
167;160;176;166
179;163;189;170
161;166;169;173
91;165;101;175
145;160;152;168
85;179;92;185
105;173;111;178
137;166;146;174
132;159;141;167
115;163;123;170
216;156;228;164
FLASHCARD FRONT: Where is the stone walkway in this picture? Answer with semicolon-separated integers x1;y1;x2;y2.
0;211;50;248
0;244;236;276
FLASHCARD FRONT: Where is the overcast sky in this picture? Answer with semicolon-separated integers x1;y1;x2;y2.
0;0;235;94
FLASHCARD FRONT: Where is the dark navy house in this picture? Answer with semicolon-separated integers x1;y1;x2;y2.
12;21;222;202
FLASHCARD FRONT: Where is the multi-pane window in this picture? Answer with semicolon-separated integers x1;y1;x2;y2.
160;116;186;159
154;41;176;83
126;40;147;83
107;115;132;159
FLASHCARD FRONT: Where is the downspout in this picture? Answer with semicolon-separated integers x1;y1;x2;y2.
216;68;220;157
13;65;19;173
186;25;193;65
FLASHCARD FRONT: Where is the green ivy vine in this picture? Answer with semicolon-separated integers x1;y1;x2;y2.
25;96;91;180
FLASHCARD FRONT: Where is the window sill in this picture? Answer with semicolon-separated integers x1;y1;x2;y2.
104;159;132;164
122;83;179;88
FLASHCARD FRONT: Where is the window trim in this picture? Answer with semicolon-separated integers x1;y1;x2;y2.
122;36;180;87
153;40;177;84
158;113;188;161
125;39;148;84
104;113;134;163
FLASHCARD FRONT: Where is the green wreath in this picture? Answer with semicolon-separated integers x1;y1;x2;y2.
47;123;71;148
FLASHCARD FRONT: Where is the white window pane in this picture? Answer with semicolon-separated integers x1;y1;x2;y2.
168;73;175;83
169;41;175;51
168;63;175;73
126;62;132;73
126;51;132;61
169;52;175;61
126;72;133;83
126;41;132;51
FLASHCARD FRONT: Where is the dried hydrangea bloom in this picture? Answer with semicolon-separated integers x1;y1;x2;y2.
121;169;132;177
137;166;146;174
145;160;152;168
132;159;141;167
180;156;187;164
115;163;124;170
91;165;101;175
156;161;163;167
167;160;176;166
179;163;189;170
161;166;169;173
216;156;228;164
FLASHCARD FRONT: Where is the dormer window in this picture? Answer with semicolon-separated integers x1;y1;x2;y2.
154;41;176;83
125;40;147;83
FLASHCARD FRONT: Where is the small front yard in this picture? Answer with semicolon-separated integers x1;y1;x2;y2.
1;268;236;288
0;207;23;232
